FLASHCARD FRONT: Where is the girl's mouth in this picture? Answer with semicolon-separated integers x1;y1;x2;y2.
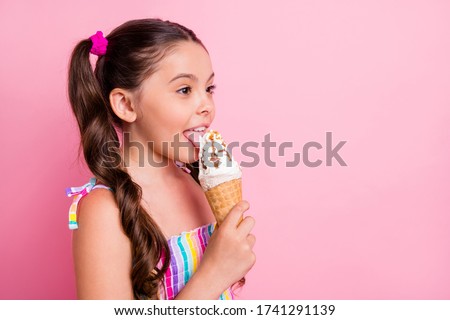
182;126;207;148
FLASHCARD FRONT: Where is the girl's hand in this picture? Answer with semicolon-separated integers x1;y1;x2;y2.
197;200;256;296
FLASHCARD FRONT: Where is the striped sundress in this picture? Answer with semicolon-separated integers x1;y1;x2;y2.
66;178;234;300
160;223;234;300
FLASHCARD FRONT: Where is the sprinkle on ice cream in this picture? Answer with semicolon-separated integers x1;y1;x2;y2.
198;130;242;191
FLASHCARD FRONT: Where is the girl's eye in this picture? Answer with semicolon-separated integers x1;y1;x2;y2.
207;84;216;94
177;87;191;95
177;85;216;95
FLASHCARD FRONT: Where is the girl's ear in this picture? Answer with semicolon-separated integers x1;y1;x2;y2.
109;88;137;123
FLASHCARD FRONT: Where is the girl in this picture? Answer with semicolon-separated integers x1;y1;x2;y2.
66;18;256;300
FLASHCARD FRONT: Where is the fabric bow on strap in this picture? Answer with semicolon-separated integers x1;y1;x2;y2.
65;178;97;230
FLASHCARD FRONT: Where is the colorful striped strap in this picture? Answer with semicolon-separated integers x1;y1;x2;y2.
65;178;111;230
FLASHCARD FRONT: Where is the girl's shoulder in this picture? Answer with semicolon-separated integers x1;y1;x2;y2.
68;179;134;299
78;185;118;223
66;178;117;230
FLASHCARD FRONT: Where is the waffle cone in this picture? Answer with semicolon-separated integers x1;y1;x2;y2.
205;178;242;226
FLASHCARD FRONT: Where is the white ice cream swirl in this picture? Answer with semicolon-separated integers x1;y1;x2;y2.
198;130;242;191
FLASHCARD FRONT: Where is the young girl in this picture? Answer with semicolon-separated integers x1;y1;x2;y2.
66;18;255;300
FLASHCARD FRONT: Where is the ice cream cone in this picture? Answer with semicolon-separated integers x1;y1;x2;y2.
205;178;242;226
198;130;243;226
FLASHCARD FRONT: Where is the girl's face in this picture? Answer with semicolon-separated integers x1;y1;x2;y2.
131;41;216;165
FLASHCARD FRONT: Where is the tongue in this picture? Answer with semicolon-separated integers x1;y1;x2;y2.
183;130;203;147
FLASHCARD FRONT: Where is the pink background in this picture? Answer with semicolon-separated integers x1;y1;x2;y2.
1;0;449;299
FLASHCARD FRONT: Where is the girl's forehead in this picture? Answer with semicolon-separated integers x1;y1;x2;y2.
156;42;213;81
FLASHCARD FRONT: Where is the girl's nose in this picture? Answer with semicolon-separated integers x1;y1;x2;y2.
197;96;214;114
199;102;213;114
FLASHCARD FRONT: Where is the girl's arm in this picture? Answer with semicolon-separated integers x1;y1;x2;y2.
72;189;134;299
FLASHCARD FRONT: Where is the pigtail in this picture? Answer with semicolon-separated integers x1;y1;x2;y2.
68;39;170;299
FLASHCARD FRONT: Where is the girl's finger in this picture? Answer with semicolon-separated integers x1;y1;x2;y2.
222;200;250;229
247;233;256;249
237;215;255;237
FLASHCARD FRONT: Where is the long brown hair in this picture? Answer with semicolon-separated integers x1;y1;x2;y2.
68;18;205;299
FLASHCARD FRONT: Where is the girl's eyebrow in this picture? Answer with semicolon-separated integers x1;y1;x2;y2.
168;72;215;84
